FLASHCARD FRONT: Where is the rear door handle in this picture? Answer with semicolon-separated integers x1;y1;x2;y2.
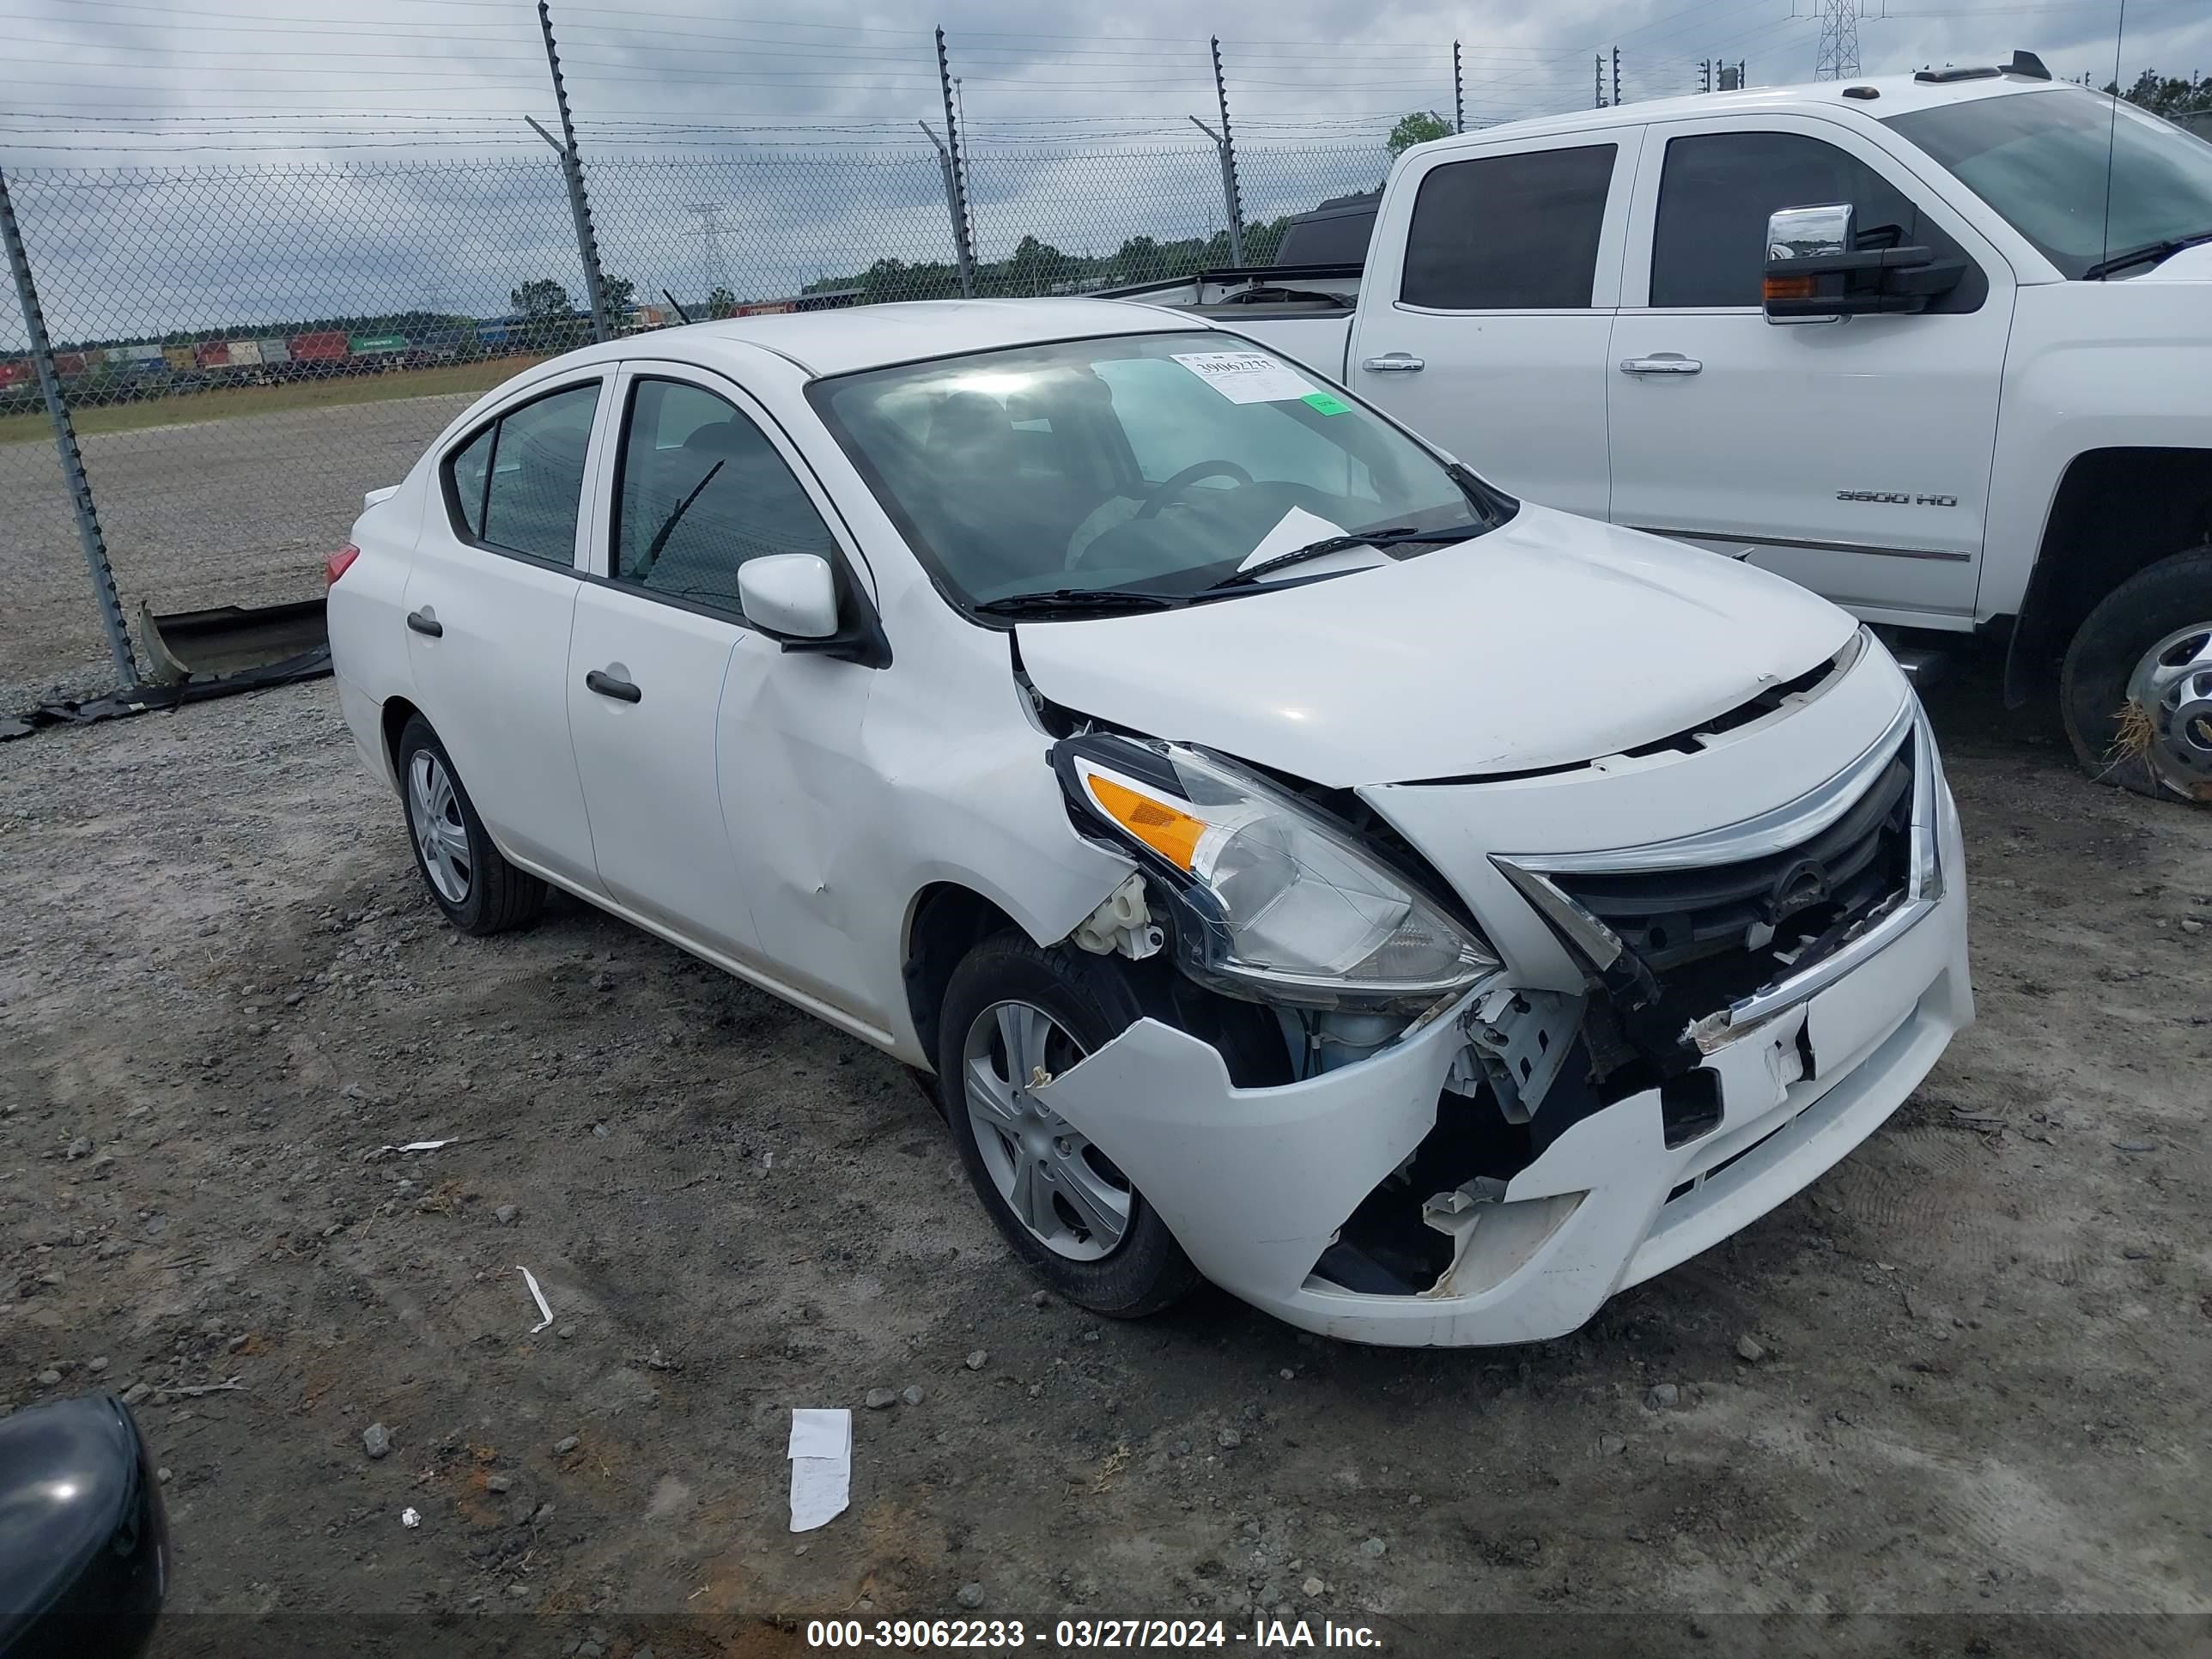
585;667;641;703
405;609;442;637
1619;354;1704;375
1360;353;1425;373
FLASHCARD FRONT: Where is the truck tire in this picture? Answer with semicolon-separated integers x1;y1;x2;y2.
2059;547;2212;805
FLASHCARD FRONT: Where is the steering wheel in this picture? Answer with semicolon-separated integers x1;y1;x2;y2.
1135;459;1252;519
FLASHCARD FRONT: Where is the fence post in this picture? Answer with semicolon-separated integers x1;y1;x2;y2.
934;27;978;295
534;0;610;341
1454;41;1465;132
1209;37;1246;266
0;164;137;690
918;123;976;298
1595;53;1606;107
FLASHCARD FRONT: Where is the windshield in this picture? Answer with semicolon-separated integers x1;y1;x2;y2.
1884;86;2212;278
808;331;1492;612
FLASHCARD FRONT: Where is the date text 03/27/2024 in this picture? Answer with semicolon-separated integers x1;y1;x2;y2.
804;1618;1384;1650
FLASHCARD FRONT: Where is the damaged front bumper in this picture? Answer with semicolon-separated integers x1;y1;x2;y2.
1033;731;1971;1348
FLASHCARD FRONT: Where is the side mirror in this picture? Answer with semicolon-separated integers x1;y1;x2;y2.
0;1395;167;1659
737;553;840;641
1763;201;1961;322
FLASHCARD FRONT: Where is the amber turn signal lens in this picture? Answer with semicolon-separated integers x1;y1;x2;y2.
1764;275;1819;301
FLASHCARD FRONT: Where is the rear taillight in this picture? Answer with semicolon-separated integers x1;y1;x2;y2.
325;544;360;586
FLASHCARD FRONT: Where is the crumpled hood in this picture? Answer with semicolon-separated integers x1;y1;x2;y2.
1017;504;1856;788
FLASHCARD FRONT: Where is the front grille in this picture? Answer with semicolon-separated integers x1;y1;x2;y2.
1548;735;1916;1019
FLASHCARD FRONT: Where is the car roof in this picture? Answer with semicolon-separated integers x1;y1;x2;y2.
656;297;1205;378
1416;70;2075;152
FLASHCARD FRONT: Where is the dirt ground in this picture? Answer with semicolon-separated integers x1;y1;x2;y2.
2;651;2208;1656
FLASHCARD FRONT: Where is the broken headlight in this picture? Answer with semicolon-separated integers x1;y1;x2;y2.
1054;734;1498;1011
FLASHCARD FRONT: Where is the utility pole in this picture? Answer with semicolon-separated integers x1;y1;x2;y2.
1814;0;1861;80
533;0;609;341
1453;40;1464;132
933;27;978;294
0;165;136;689
1612;46;1622;109
1210;37;1245;267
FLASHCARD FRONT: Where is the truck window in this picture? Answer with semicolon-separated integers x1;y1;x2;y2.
1650;130;1978;308
1400;144;1617;310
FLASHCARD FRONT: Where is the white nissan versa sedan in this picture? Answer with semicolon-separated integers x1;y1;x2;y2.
328;298;1971;1346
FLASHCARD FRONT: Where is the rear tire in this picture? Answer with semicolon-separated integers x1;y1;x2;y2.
394;715;546;934
936;931;1199;1319
2060;548;2212;805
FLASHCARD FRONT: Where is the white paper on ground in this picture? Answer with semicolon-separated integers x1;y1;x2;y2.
1171;349;1318;405
788;1407;853;1532
515;1264;555;1334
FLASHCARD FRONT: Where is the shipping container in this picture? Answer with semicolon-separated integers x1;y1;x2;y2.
52;352;87;377
194;340;231;369
289;331;348;362
162;344;197;373
254;337;291;365
117;342;166;364
348;333;406;356
0;359;33;388
226;339;263;368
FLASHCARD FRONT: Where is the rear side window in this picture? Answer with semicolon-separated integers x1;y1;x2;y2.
1401;144;1617;309
611;377;838;616
441;380;602;568
1650;130;1980;308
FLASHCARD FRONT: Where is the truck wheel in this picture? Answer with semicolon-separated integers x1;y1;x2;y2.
936;931;1199;1319
2060;548;2212;805
394;715;547;933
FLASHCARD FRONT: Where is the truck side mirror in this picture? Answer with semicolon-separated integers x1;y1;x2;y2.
1763;201;1962;323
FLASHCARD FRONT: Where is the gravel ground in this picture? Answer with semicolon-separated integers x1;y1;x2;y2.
1;652;2207;1656
0;390;475;708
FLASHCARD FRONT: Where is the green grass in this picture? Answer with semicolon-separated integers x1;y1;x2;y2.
0;356;549;446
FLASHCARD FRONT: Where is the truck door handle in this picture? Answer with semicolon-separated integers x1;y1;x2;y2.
1619;354;1704;375
1360;353;1425;373
405;609;443;637
585;667;641;703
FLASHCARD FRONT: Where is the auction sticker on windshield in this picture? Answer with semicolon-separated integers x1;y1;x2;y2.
1171;349;1317;405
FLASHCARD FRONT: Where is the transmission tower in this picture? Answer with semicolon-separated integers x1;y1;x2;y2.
1814;0;1861;81
687;203;727;301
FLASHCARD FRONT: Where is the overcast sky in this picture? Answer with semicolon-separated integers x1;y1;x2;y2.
2;0;2206;339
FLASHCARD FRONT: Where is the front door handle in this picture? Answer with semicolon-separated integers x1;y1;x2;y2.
584;667;641;704
1360;353;1425;373
1619;354;1704;375
405;609;443;637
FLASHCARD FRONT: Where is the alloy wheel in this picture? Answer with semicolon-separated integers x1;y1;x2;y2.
960;1000;1133;1262
407;750;472;904
2124;621;2212;799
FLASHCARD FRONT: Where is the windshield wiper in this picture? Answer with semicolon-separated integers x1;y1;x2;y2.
2083;227;2212;281
1203;525;1484;592
972;587;1184;618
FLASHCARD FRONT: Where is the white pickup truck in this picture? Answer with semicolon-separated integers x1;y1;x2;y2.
1117;55;2212;805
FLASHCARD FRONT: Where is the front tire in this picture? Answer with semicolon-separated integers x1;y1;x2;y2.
394;715;546;934
936;931;1198;1319
2060;548;2212;805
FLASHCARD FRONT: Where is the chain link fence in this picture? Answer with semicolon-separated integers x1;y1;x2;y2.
0;137;1389;705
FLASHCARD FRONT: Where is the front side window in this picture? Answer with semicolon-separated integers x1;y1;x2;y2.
1650;130;1976;308
810;331;1494;613
1401;143;1617;309
442;380;601;568
611;377;838;615
1884;86;2212;278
